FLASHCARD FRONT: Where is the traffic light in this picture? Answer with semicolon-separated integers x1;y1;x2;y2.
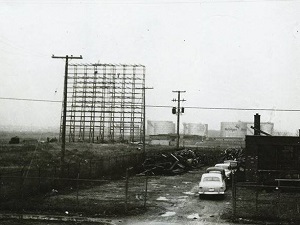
172;107;176;114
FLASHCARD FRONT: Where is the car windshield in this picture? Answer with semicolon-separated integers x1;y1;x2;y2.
203;177;220;182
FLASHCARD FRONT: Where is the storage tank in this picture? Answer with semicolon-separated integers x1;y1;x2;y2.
183;123;208;136
220;122;247;137
147;121;175;135
246;122;274;135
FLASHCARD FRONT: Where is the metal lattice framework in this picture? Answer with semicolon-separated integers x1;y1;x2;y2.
60;63;145;143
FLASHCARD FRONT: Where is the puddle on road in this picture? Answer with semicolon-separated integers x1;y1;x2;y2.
161;211;176;217
182;181;192;184
178;196;188;199
187;213;200;219
182;191;195;195
156;196;169;201
177;195;188;201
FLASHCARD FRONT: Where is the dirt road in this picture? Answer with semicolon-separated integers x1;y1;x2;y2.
0;168;236;225
117;168;234;225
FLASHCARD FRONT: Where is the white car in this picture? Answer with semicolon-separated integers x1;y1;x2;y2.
215;163;231;178
206;166;226;179
199;173;226;196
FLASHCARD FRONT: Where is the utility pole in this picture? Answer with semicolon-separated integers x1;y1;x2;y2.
142;86;153;160
52;54;82;176
172;90;186;149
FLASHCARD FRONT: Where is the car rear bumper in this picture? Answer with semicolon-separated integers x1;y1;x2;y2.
199;191;225;195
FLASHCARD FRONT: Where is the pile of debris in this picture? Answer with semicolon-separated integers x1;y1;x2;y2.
142;149;203;175
222;147;246;181
222;147;244;164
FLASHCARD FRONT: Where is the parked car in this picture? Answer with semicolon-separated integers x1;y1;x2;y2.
224;160;238;168
205;166;226;179
224;160;238;173
214;163;232;178
199;173;226;197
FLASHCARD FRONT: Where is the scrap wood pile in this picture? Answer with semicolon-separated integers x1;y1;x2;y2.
142;149;204;175
222;147;245;164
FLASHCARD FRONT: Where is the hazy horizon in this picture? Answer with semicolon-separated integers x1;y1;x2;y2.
1;0;300;134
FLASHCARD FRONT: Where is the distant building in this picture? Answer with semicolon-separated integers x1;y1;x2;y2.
147;121;175;135
148;134;176;146
220;122;247;138
9;136;20;144
221;121;274;138
22;138;38;145
183;123;208;137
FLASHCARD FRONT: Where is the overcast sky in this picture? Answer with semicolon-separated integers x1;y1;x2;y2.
1;0;300;134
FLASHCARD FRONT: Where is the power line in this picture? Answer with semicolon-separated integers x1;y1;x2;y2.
147;105;300;112
1;0;299;4
0;97;61;103
1;97;300;112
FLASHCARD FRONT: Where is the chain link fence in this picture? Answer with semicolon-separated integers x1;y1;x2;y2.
0;153;148;216
232;182;300;222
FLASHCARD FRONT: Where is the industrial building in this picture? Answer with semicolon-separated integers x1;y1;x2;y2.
147;121;209;147
245;135;300;183
147;120;175;135
183;123;208;137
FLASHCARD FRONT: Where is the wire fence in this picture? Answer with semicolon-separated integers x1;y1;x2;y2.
232;181;300;222
0;175;149;216
0;153;148;216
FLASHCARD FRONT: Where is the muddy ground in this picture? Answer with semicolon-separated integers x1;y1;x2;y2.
0;167;241;225
117;168;234;225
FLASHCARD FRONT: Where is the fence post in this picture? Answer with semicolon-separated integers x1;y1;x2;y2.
78;161;81;177
232;171;236;220
144;174;148;208
89;159;92;178
123;155;126;170
0;173;2;208
108;157;111;176
276;188;280;218
67;162;70;177
38;166;41;193
19;169;25;212
255;188;258;212
98;158;103;177
53;165;57;189
125;168;129;213
76;172;80;212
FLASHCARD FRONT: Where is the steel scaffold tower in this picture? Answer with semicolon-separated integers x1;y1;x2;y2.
61;63;145;143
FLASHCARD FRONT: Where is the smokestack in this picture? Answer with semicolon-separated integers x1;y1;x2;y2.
254;113;261;135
